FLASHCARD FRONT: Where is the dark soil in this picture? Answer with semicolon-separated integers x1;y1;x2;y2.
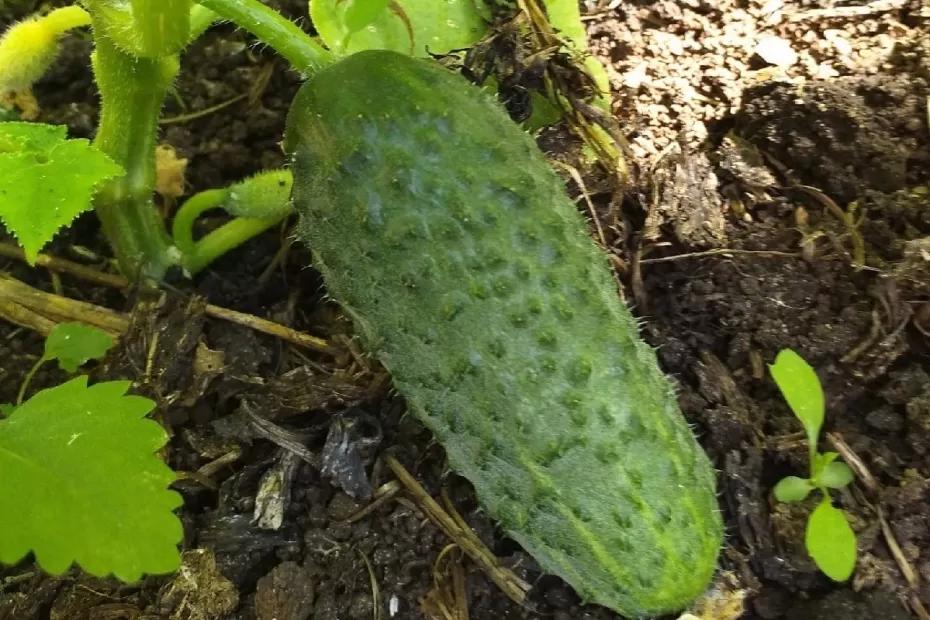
1;1;929;619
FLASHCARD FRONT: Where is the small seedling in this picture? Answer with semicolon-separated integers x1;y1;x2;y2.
0;323;181;580
16;321;115;404
770;348;857;581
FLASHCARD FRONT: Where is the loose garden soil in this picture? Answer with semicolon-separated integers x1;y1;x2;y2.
0;1;928;619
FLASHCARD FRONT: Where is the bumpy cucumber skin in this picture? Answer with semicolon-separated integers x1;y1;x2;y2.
285;50;722;616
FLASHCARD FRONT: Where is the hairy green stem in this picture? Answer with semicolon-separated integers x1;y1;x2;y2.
83;0;191;57
196;0;334;73
171;188;225;259
172;188;284;275
185;217;283;275
130;0;191;56
189;5;218;41
16;357;46;405
90;35;178;279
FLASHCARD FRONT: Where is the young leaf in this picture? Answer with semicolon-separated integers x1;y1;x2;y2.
0;377;182;581
774;476;814;503
818;461;854;490
0;404;14;418
311;0;489;57
343;0;392;34
769;349;824;447
0;122;123;263
805;498;857;581
43;322;115;373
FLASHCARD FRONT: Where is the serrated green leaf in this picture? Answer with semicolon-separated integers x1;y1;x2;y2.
43;322;115;373
311;0;489;57
769;349;824;447
0;122;123;263
774;475;814;503
0;377;182;581
0;122;65;153
805;498;857;581
818;461;854;490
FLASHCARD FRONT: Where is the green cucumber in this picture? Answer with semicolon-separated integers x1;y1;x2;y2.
284;50;722;616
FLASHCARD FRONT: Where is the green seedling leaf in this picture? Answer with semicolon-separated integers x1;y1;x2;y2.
811;451;838;480
0;122;123;263
0;377;182;581
44;322;115;373
818;461;854;489
774;476;814;503
769;349;824;447
342;0;392;34
0;404;14;418
311;0;489;57
806;497;857;581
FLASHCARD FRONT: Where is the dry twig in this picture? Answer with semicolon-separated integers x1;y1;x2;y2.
385;455;530;606
0;242;334;353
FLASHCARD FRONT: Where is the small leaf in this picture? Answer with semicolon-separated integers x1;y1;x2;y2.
811;451;838;479
311;0;489;57
769;349;824;446
806;497;857;581
818;461;854;490
44;322;115;373
0;122;123;263
343;0;392;34
774;476;814;503
0;377;182;581
0;404;14;418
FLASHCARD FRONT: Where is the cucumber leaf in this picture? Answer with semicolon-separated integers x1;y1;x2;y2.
0;377;182;581
311;0;490;57
43;322;115;373
0;122;123;263
342;0;392;34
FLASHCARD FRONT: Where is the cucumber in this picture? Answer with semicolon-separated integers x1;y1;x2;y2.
284;50;722;616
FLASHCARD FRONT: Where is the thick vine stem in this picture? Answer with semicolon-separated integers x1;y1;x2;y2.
82;0;191;58
90;35;179;280
196;0;335;74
